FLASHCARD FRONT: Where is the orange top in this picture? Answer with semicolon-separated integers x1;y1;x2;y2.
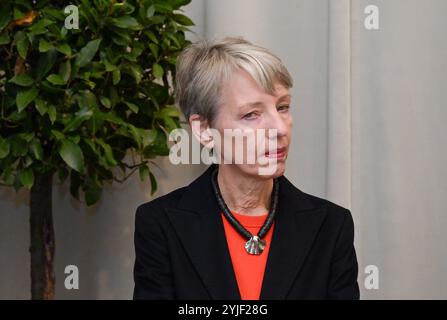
220;211;275;300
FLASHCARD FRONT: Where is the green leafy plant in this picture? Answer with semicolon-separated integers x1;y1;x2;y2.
0;0;193;299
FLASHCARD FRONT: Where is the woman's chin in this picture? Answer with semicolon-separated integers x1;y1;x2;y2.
257;156;287;177
235;162;286;179
265;163;286;178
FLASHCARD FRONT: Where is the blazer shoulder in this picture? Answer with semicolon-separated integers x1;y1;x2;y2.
135;185;188;221
300;190;353;221
298;191;355;241
281;175;351;221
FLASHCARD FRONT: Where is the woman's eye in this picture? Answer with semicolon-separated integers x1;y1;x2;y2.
278;105;290;112
243;112;258;120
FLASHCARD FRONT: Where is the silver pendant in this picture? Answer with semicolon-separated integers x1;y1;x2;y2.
245;236;266;255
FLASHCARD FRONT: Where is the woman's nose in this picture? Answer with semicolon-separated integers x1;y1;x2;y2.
265;109;288;138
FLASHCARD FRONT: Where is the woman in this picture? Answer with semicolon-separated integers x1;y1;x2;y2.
133;37;360;300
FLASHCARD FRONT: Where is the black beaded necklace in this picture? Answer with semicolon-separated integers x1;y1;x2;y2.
211;167;279;255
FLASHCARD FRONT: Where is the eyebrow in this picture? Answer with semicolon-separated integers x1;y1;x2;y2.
237;94;292;109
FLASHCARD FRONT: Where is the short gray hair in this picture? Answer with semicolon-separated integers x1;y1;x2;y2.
174;36;293;126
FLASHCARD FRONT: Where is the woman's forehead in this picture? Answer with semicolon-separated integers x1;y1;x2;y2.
222;69;290;102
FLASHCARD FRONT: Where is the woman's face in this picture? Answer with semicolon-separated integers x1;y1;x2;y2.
212;68;293;178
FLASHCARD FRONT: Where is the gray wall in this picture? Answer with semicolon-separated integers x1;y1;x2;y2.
1;0;446;299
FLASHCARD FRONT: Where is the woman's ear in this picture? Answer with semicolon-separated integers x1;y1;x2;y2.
189;114;215;149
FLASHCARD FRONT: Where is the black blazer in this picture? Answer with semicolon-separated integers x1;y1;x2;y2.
133;164;360;300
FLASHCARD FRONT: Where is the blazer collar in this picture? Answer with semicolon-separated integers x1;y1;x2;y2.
165;164;328;299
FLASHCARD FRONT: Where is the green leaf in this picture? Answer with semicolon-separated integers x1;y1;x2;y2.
11;136;28;156
173;14;194;26
100;96;111;108
85;179;102;206
24;156;33;167
124;101;138;113
77;90;98;109
13;8;25;20
94;110;125;126
16;86;38;112
29;18;53;34
63;107;93;132
122;64;143;84
127;124;142;149
154;3;173;13
48;104;57;124
148;43;159;58
163;117;178;132
156;105;181;118
109;16;141;29
102;58;117;72
146;5;155;18
35;98;48;116
109;26;132;43
51;130;65;140
83;138;97;154
29;139;43;160
68;134;80;144
111;34;128;46
59;60;71;82
46;74;66;85
146;129;169;156
75;38;102;68
165;56;177;65
142;129;157;147
0;33;10;45
96;138;117;167
35;49;58;80
18;167;34;189
56;43;71;56
15;31;29;59
149;171;158;195
0;136;10;159
112;69;120;85
139;165;149;181
166;32;181;48
9;74;34;86
123;43;144;62
19;132;34;142
38;39;53;52
171;0;193;9
58;139;84;173
69;170;81;200
109;87;119;107
0;5;12;32
152;63;163;79
144;30;158;44
1;166;14;185
61;26;68;38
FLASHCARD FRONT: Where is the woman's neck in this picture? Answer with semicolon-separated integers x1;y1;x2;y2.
217;165;273;216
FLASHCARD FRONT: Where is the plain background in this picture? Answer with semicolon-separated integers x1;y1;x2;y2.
1;0;446;299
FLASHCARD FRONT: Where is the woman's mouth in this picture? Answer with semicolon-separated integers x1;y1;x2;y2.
265;147;287;160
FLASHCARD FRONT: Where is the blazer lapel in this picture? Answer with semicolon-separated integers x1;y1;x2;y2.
259;175;328;299
165;164;241;299
165;164;328;300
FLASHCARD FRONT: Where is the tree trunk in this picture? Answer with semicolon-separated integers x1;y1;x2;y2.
29;171;55;299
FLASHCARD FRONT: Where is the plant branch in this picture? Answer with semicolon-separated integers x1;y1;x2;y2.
113;166;139;183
